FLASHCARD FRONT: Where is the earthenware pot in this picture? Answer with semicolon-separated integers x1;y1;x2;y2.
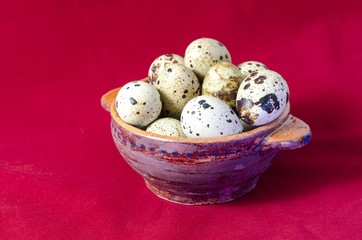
101;78;311;205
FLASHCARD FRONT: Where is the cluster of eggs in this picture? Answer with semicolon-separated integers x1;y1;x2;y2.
115;38;289;138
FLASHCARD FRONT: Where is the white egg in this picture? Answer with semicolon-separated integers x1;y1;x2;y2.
153;63;200;119
115;81;162;128
202;61;243;109
236;70;289;126
148;54;184;84
184;38;231;81
146;118;186;137
181;96;243;138
237;61;268;80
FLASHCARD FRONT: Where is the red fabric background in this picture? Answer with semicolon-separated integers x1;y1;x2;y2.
1;0;362;239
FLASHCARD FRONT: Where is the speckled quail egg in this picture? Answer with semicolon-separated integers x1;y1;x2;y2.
146;118;186;137
236;70;289;126
202;61;243;109
115;81;162;128
153;63;200;119
237;61;268;80
180;96;243;138
148;54;184;84
184;38;232;81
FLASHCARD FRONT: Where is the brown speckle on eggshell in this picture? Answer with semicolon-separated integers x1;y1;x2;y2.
154;63;200;119
237;61;268;80
236;70;289;126
148;54;184;84
184;38;231;81
202;61;243;109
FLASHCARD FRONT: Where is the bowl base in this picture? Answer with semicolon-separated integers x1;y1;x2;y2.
144;176;259;205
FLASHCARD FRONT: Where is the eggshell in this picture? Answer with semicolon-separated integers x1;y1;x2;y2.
146;118;186;137
202;61;243;109
115;81;162;128
184;38;231;81
153;63;200;119
180;96;243;138
148;54;184;84
237;61;268;80
236;70;289;126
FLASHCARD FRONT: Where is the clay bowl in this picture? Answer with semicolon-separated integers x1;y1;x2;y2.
101;78;311;205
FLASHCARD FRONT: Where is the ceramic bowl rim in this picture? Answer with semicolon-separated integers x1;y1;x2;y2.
110;101;290;144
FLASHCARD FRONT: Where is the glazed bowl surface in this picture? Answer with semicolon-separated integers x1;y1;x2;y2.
101;79;311;205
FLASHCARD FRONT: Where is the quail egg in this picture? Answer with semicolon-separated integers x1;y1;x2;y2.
236;70;289;126
184;38;231;81
180;95;243;138
237;61;268;80
154;63;200;119
148;54;184;84
146;118;186;137
202;61;243;109
115;81;162;128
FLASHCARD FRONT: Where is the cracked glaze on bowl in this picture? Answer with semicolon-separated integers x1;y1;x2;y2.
101;81;311;205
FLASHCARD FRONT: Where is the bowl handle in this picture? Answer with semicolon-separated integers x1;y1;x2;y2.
263;115;311;150
101;87;121;112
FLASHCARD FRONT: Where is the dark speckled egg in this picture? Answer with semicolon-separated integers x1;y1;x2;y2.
181;95;243;138
184;38;231;81
237;61;268;80
236;70;289;126
153;63;200;119
146;117;186;137
148;54;184;84
115;81;162;128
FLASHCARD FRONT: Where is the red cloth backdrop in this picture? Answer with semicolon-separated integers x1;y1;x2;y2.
1;0;362;239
